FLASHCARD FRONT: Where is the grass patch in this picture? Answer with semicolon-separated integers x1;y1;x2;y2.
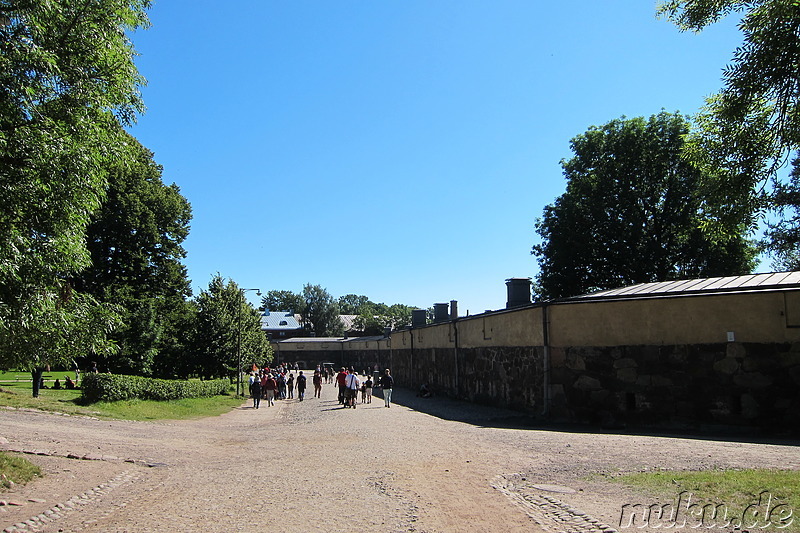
90;394;245;421
0;371;245;421
609;469;800;530
0;451;41;491
0;386;96;417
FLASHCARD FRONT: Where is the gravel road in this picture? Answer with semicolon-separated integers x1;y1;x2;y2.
1;377;798;532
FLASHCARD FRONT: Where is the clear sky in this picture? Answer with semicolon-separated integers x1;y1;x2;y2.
127;0;745;314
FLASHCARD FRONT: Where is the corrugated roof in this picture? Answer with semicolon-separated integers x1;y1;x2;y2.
573;271;800;301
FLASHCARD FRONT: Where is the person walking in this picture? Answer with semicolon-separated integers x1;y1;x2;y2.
313;370;322;398
286;373;295;399
263;373;277;407
345;371;360;408
379;369;394;408
250;375;262;409
336;367;348;405
276;372;286;400
296;371;307;401
364;375;373;404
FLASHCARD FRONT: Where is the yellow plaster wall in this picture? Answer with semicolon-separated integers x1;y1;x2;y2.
457;307;543;348
549;291;800;347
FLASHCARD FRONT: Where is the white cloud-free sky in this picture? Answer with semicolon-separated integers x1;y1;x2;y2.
128;0;745;314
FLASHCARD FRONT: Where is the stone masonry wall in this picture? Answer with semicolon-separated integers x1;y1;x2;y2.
549;342;800;432
390;346;544;412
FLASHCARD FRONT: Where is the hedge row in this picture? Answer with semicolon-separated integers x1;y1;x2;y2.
80;373;230;403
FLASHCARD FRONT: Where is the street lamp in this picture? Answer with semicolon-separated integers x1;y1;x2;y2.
237;288;261;397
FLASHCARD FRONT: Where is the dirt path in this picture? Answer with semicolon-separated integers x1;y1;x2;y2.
0;378;798;532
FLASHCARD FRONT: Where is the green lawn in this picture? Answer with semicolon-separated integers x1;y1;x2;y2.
609;469;800;531
0;371;245;420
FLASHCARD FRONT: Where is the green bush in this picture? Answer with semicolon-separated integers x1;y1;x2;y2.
81;374;230;403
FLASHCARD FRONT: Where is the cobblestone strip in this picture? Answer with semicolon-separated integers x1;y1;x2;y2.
0;445;156;467
1;469;141;533
492;474;619;533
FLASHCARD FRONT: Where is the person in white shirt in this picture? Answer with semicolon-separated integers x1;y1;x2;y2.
345;371;360;409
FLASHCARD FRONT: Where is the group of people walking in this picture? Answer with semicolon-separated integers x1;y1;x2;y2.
250;365;394;410
248;367;309;408
335;367;394;409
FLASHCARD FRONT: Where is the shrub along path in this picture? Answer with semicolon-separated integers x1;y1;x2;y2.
0;379;798;532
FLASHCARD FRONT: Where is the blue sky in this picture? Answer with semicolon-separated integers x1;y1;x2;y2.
128;0;744;314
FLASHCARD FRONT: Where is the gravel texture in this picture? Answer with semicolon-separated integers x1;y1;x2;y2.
0;377;798;532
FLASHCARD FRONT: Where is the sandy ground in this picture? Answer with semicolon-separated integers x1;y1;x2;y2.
0;376;798;533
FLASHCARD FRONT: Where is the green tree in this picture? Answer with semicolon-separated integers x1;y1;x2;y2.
764;158;800;269
152;299;198;379
658;0;800;262
194;275;271;382
0;0;150;388
338;294;371;315
532;112;757;300
73;134;192;376
260;290;304;314
354;302;413;335
301;284;343;337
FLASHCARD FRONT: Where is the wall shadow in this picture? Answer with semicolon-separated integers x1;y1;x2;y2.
388;387;800;447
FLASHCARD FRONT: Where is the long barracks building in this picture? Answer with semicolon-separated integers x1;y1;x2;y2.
270;272;800;434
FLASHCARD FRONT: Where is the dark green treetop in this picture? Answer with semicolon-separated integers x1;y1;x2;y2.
533;112;757;300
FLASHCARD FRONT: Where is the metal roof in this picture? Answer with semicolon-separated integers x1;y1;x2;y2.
339;314;359;331
261;311;302;330
573;271;800;301
275;335;386;344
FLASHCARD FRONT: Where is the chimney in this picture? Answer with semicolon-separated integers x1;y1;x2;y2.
433;303;449;323
411;309;427;328
506;278;532;308
450;300;458;320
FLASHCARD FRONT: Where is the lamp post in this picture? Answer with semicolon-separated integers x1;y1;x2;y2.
237;288;261;397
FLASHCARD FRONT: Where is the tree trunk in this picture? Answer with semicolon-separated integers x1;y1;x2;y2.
31;368;44;398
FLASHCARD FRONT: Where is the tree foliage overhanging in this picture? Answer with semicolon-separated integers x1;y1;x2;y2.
533;112;757;300
0;0;152;378
658;0;800;267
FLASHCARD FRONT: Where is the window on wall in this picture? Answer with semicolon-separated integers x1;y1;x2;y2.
785;292;800;327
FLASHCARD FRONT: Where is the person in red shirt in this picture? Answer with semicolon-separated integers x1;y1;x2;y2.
336;368;348;405
263;373;277;407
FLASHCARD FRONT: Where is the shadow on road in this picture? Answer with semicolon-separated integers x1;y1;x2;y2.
388;387;800;447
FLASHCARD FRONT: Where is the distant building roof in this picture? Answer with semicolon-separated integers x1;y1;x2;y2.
339;314;358;331
276;335;386;344
571;271;800;302
261;311;302;331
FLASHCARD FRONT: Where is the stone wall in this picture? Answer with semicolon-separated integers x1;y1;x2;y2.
271;287;800;433
390;345;544;411
549;342;800;432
